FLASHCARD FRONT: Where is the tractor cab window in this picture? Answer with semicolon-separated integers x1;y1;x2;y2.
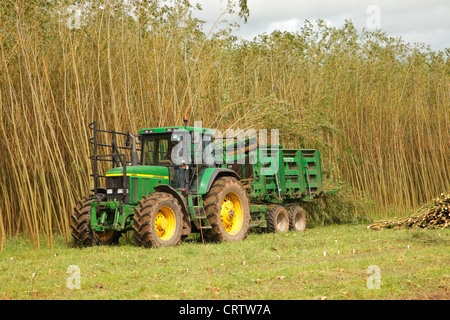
142;138;155;165
142;134;176;166
157;139;170;163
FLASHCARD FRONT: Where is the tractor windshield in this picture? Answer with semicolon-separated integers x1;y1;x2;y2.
141;133;178;166
141;131;215;167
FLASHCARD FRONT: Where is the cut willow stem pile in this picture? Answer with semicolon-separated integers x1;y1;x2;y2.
368;193;450;231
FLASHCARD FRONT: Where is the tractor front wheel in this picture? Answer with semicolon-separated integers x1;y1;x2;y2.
132;192;183;248
70;196;121;247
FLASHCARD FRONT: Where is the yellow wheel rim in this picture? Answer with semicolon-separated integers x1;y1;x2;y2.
154;207;176;241
220;192;243;236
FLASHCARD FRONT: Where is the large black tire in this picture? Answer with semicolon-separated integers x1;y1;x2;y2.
70;196;121;247
132;192;184;248
202;176;251;242
266;204;289;233
286;205;307;232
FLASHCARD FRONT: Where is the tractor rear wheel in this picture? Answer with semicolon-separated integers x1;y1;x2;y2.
202;177;251;242
286;205;307;232
266;205;289;233
132;192;183;248
70;196;121;246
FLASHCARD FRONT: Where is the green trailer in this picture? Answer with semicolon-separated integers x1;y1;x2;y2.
70;120;330;248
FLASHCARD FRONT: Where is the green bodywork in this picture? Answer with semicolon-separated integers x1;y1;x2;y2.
106;165;170;204
90;125;327;233
218;138;325;201
249;148;324;202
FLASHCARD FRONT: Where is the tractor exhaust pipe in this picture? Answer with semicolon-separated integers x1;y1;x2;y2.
131;136;138;166
129;134;138;166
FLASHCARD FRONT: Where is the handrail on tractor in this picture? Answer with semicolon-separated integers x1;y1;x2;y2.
88;121;141;196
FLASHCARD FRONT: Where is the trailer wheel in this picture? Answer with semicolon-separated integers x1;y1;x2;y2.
203;177;251;242
266;205;290;233
132;192;183;248
286;205;307;232
70;196;120;247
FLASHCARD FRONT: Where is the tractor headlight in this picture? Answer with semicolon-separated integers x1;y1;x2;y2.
117;189;123;194
107;189;113;194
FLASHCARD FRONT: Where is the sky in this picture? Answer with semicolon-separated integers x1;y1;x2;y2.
192;0;450;51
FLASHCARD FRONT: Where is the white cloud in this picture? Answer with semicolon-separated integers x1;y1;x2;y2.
268;18;302;33
193;0;450;51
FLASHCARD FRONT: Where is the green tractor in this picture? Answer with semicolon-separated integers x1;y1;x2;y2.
71;119;328;248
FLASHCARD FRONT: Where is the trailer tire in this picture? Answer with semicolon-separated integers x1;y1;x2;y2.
202;177;251;242
266;205;290;233
70;196;120;247
132;192;183;248
286;205;307;232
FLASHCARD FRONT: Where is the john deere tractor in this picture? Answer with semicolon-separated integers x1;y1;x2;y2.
71;119;328;248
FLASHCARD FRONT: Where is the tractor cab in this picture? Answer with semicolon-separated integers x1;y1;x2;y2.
138;125;216;189
92;121;219;206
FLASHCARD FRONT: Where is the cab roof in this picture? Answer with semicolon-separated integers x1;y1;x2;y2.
139;126;215;136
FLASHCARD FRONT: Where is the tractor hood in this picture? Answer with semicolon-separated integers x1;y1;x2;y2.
105;165;169;179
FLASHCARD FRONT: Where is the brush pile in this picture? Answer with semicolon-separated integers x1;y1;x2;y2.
368;192;450;231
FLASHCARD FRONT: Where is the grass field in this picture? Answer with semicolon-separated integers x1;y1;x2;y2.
1;223;448;300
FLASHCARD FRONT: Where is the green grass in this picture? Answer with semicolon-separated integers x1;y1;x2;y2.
1;224;448;300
